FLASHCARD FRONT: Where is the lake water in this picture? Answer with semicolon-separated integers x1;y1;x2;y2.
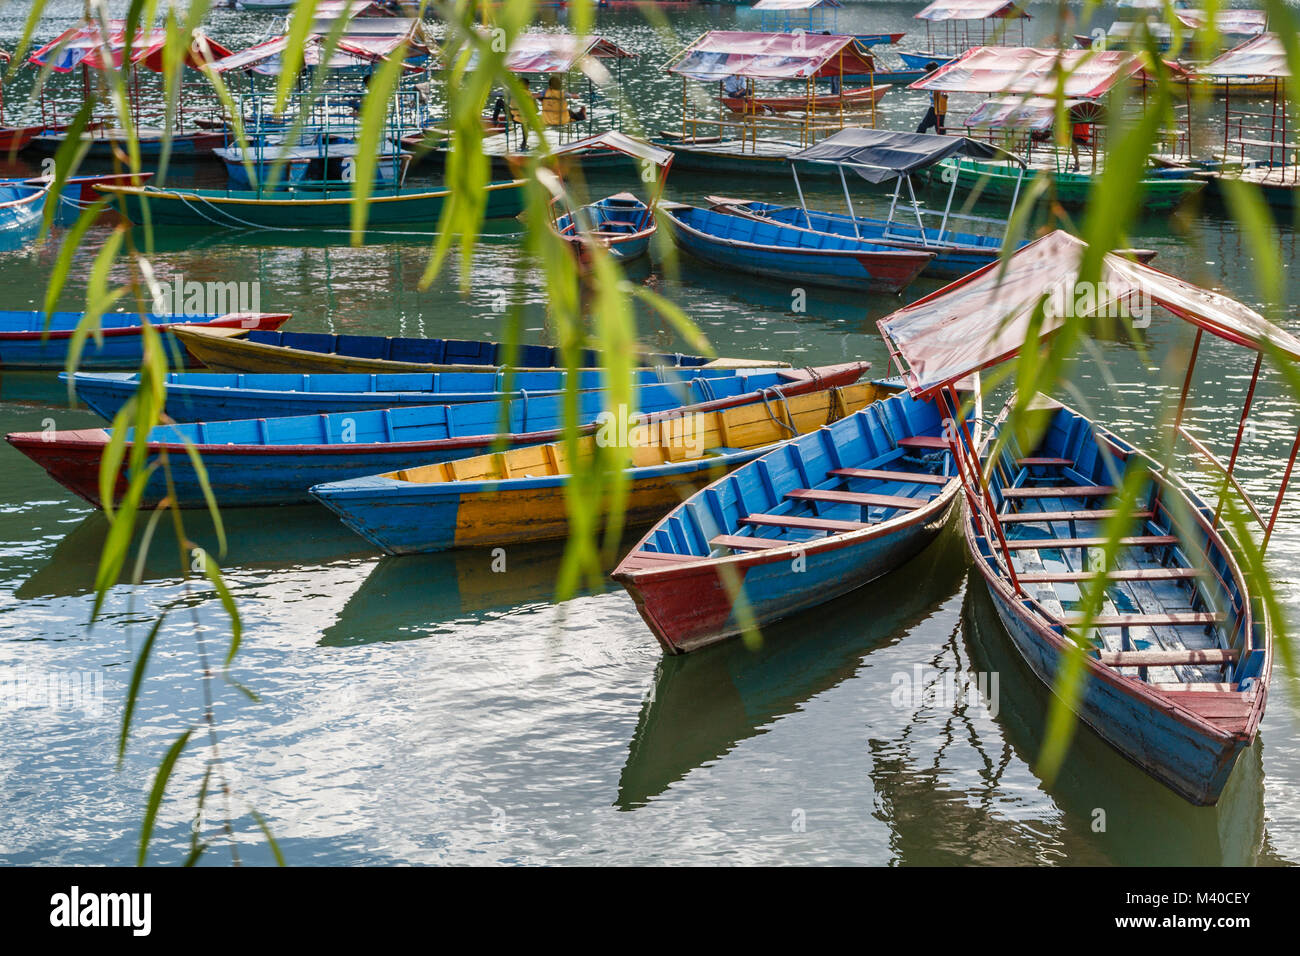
1;1;1297;866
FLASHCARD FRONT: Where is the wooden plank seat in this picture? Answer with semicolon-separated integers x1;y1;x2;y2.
999;509;1152;524
1002;485;1115;499
741;513;868;532
1017;457;1073;466
1003;534;1177;551
618;550;704;571
830;467;949;486
896;435;949;449
1018;567;1205;583
1056;612;1226;627
1151;682;1238;693
710;534;786;552
1098;647;1238;667
786;488;927;510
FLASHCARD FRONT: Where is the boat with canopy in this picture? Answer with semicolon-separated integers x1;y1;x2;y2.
659;30;886;177
902;0;1030;70
877;229;1298;805
707;128;1028;279
0;49;53;153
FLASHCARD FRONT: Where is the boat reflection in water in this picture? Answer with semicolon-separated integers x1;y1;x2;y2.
616;527;967;810
959;573;1271;867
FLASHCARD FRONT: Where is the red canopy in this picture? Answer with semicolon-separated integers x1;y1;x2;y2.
29;21;231;73
878;230;1300;397
1202;33;1290;79
916;0;1029;22
499;34;635;74
211;33;420;75
1175;9;1268;38
910;46;1154;98
667;30;875;81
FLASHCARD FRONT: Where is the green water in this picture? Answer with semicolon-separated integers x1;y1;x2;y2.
0;2;1297;865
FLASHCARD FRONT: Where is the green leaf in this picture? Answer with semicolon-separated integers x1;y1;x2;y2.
119;612;167;766
138;728;193;867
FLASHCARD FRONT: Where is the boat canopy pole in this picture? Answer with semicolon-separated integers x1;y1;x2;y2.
1004;166;1024;244
885;174;903;237
937;167;960;246
837;164;862;239
905;175;926;238
791;162;812;229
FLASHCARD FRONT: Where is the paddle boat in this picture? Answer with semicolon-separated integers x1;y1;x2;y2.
611;383;979;654
8;364;869;510
170;327;785;375
659;202;935;293
310;371;893;554
719;83;892;115
92;179;526;230
67;366;755;423
213;138;413;191
0;310;290;370
548;132;672;266
876;229;1297;805
906;0;1029;69
0;180;49;251
709;127;1028;279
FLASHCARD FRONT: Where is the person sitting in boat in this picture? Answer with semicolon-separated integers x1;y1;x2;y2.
916;66;947;135
540;75;587;126
722;73;748;101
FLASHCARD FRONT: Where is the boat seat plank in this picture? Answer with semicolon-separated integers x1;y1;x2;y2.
1099;648;1238;667
1000;509;1151;524
1004;534;1177;551
830;467;949;486
710;534;786;552
1002;485;1115;499
896;435;948;449
1151;682;1239;693
1018;567;1204;583
617;550;703;571
785;488;925;510
1017;457;1073;466
1057;612;1226;627
741;513;868;532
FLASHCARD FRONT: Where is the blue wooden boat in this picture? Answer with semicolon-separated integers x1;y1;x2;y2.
659;203;934;293
0;311;290;370
310;368;889;554
555;193;655;264
171;326;783;374
611;384;979;654
0;180;48;250
898;51;955;70
8;365;861;510
67;366;753;423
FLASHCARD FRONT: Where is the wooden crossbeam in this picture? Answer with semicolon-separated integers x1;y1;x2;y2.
896;435;948;449
1058;612;1226;627
830;467;950;486
1002;485;1115;499
1099;647;1238;667
710;534;786;552
786;488;925;510
1017;567;1204;583
1151;682;1239;693
1003;535;1177;551
1017;457;1073;466
999;509;1151;525
741;513;867;532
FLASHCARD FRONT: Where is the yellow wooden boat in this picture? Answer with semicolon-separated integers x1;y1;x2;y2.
174;326;788;374
310;373;897;553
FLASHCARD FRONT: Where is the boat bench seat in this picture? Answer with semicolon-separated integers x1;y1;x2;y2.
741;513;868;532
1098;647;1238;667
1056;612;1226;627
620;549;702;570
711;534;786;552
831;467;949;486
786;488;926;510
1002;485;1115;499
1004;534;1177;551
1017;457;1073;466
896;435;948;450
1000;509;1151;524
1018;567;1204;583
1151;682;1239;693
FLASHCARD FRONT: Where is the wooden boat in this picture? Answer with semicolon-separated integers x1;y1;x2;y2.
0;180;48;248
936;156;1207;212
720;83;891;114
310;372;893;554
876;229;1300;804
611;385;977;654
67;366;756;423
548;133;672;266
898;51;956;70
659;202;934;293
0;310;290;370
212;141;412;190
23;127;227;160
8;364;869;510
0;123;48;153
4;171;153;226
93;179;526;229
171;326;785;375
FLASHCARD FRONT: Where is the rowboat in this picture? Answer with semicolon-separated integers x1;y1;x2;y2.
548;133;672;266
0;311;290;370
719;83;891;114
0;180;48;249
0;123;48;153
23;127;227;160
612;384;978;654
708;127;1030;279
877;229;1299;805
936;156;1207;212
93;179;527;230
659;202;934;293
212;140;412;190
67;366;756;423
172;326;785;374
310;369;891;554
8;364;868;510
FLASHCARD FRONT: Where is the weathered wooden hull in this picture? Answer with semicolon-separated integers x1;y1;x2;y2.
720;84;891;114
95;179;526;228
0;312;290;370
0;124;47;153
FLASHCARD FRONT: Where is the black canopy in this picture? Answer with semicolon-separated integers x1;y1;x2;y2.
791;129;1024;183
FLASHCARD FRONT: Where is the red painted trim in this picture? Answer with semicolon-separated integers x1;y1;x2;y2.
0;312;290;342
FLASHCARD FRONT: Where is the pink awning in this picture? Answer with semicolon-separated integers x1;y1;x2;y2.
878;231;1300;397
962;96;1097;132
1202;33;1290;79
1175;9;1268;38
667;30;875;81
916;1;1029;22
752;0;842;10
211;33;417;75
910;47;1152;98
501;34;635;74
30;21;231;73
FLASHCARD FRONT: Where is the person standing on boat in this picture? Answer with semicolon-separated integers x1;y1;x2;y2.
916;64;947;134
